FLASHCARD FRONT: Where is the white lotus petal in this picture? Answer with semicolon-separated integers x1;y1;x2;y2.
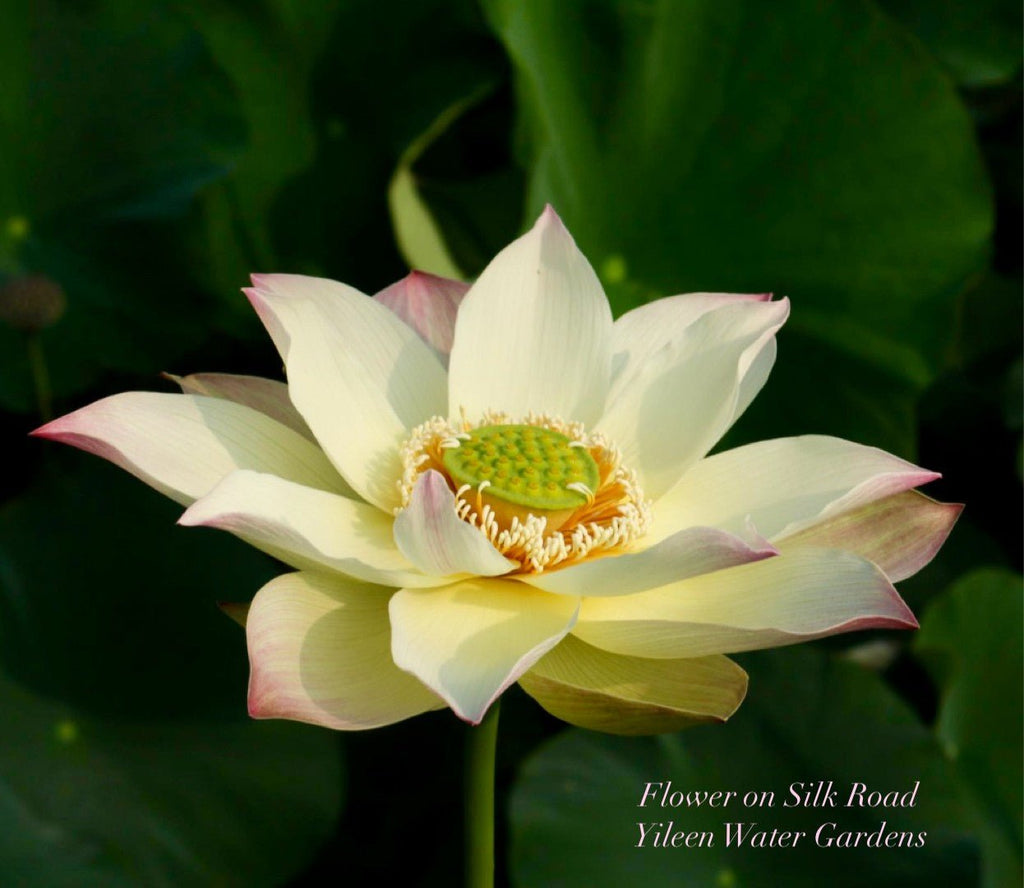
389;578;579;724
392;470;517;577
246;274;447;511
573;548;916;658
247;572;443;730
180;470;448;588
522;525;776;597
33;392;347;506
596;299;789;498
170;372;314;441
447;206;612;426
649;435;940;545
609;291;771;393
519;635;748;734
732;334;777;423
373;271;469;363
781;490;962;582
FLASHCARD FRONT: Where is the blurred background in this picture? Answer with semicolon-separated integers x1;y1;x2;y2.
0;0;1020;885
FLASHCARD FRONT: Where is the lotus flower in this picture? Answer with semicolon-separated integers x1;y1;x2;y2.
34;208;958;734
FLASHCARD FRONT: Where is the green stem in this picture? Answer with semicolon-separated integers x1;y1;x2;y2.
465;698;501;888
26;333;52;422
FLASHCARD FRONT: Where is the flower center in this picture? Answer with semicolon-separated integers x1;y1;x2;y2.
441;424;599;532
398;412;651;573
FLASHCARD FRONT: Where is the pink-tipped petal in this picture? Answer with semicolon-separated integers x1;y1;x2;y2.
392;470;517;577
32;392;347;506
609;291;773;390
780;490;963;582
244;275;448;511
447;206;613;427
373;271;469;363
244;284;291;359
389;578;579;724
169;372;314;441
522;525;777;597
247;572;443;730
650;434;941;545
573;548;917;659
180;470;445;588
596;298;790;498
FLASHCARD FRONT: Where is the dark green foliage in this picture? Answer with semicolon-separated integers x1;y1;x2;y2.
1;0;1018;883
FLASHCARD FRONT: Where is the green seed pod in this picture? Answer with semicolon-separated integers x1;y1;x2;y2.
443;424;599;512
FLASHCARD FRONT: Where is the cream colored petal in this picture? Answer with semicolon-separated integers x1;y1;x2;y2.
32;392;347;506
572;548;916;659
247;572;443;730
731;334;777;424
521;525;776;597
389;578;579;724
447;206;612;426
780;490;962;582
649;435;940;545
518;635;748;734
373;271;469;363
392;470;518;577
169;372;314;442
246;274;448;511
180;470;448;588
596;299;789;499
609;291;771;393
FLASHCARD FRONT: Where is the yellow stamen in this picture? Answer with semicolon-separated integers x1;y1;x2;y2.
397;412;651;573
